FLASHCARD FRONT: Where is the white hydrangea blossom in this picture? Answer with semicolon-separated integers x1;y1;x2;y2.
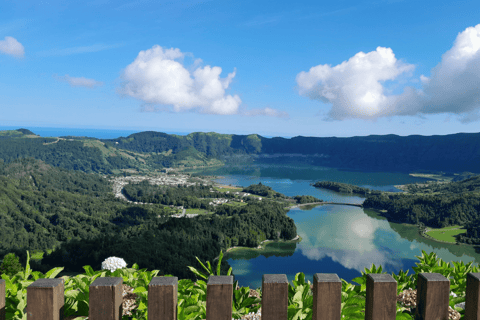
101;257;127;272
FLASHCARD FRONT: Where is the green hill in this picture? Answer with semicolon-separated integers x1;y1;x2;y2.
0;129;229;175
0;157;297;282
4;128;480;176
360;175;480;245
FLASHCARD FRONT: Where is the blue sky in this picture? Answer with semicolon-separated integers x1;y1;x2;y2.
1;0;480;139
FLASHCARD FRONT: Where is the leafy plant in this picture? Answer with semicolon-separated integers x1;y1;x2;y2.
2;249;478;320
186;249;262;319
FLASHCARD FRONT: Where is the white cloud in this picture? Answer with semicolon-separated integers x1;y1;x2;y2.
53;74;104;88
296;24;480;122
296;46;415;120
419;24;480;122
118;45;246;115
0;36;25;58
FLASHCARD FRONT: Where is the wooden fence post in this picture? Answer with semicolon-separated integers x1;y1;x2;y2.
262;274;288;320
26;278;65;320
464;272;480;320
365;273;397;320
415;272;450;320
206;275;233;320
88;277;123;320
312;273;342;320
3;272;480;319
147;276;178;320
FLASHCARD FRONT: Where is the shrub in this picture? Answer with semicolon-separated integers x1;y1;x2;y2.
0;253;25;277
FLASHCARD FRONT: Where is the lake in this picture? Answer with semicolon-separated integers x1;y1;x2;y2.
183;163;480;291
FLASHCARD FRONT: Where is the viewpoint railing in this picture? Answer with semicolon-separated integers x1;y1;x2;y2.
1;272;480;320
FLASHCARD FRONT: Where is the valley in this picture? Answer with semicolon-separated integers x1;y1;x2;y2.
2;129;480;290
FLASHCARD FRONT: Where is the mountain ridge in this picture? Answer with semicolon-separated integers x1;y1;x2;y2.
3;128;480;175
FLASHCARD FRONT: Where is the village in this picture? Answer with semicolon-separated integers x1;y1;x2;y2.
106;172;259;218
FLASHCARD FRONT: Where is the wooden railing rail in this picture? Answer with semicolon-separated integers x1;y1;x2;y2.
1;272;480;320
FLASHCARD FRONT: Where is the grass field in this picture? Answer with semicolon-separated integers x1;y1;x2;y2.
423;225;467;243
184;208;212;215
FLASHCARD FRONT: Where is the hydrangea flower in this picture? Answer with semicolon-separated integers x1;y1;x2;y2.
101;257;127;272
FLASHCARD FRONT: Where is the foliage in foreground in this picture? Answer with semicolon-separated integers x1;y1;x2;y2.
1;249;475;320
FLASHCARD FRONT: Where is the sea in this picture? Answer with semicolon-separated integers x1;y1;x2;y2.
0;126;286;139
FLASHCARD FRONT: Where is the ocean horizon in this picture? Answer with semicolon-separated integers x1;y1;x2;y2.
0;126;284;140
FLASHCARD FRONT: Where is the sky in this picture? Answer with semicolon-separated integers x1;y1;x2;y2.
1;0;480;139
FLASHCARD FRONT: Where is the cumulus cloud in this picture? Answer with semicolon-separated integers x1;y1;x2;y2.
419;24;480;123
117;45;241;115
0;36;25;58
53;74;104;88
296;47;415;120
118;45;288;118
296;24;480;122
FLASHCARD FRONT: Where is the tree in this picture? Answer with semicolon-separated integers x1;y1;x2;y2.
0;252;25;277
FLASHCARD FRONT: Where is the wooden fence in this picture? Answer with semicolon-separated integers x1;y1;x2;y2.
1;272;480;320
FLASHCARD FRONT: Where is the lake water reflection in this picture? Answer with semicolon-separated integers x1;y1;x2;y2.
183;163;480;291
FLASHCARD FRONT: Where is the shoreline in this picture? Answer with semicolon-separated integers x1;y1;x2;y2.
370;208;477;247
213;234;300;261
418;227;474;246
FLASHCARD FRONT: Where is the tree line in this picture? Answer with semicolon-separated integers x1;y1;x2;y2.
122;181;300;210
293;195;323;204
362;188;480;245
311;181;383;196
241;182;289;199
123;182;223;210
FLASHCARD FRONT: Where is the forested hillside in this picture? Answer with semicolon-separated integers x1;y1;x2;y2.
0;129;227;174
0;157;172;256
360;175;480;245
102;130;480;174
123;182;221;209
5;128;480;175
0;157;297;282
0;130;137;174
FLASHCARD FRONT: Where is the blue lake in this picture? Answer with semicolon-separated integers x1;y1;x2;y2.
184;163;480;291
